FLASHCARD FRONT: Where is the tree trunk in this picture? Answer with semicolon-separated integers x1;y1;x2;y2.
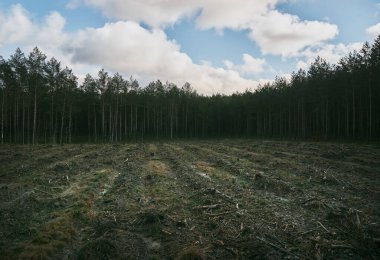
352;83;355;138
102;98;105;140
109;103;112;142
87;104;90;142
325;99;329;138
27;99;30;144
345;92;349;138
369;79;372;138
32;83;37;145
124;100;127;139
54;104;58;144
60;95;66;144
93;102;97;142
69;103;72;143
1;89;4;144
170;103;174;139
302;99;305;138
185;103;188;138
51;94;54;143
135;105;138;138
130;104;133;137
115;96;118;141
14;95;18;143
22;96;25;144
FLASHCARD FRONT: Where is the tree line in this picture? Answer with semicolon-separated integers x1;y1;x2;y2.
0;36;379;144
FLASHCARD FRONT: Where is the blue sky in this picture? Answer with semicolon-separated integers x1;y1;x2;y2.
0;0;379;95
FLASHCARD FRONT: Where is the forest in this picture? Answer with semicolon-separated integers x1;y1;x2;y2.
0;36;379;144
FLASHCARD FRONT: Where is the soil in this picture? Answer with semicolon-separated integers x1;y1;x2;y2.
0;140;379;259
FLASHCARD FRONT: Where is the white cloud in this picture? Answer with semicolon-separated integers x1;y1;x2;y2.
248;10;338;56
295;42;363;70
0;4;34;47
366;23;380;38
36;12;68;49
66;0;81;9
0;3;347;95
77;0;200;28
281;73;292;82
241;54;266;74
296;60;308;70
224;54;266;75
195;0;278;30
0;4;263;95
70;0;339;57
0;4;68;51
69;0;278;29
68;21;259;95
0;5;85;80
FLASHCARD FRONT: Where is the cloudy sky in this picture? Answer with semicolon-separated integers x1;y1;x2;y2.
0;0;379;95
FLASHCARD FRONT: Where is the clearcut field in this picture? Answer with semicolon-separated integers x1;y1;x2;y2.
0;140;379;259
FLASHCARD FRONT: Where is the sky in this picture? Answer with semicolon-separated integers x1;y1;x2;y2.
0;0;379;95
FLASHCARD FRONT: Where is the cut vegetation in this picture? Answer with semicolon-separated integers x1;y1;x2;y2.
0;140;379;259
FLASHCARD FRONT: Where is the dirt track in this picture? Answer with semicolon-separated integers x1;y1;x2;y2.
0;140;379;259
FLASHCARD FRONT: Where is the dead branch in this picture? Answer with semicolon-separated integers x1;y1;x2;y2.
161;229;172;235
256;236;289;254
214;189;234;203
192;204;219;210
317;221;330;233
299;229;316;236
330;244;355;250
34;188;53;196
205;210;235;217
302;197;318;204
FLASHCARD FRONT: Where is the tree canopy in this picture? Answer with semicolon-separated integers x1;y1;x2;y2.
1;36;380;144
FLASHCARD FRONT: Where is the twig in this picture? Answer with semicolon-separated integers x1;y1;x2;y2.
205;210;235;217
317;221;330;233
34;188;53;196
225;247;238;256
300;229;315;236
206;188;235;203
161;229;172;235
215;189;234;203
356;211;361;226
302;197;318;204
331;244;355;250
329;174;341;184
193;204;219;210
256;236;289;254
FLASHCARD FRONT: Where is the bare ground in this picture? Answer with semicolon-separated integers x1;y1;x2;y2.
0;140;379;259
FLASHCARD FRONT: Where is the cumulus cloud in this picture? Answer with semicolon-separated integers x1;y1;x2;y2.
366;23;380;38
295;42;363;70
0;4;34;47
0;2;346;95
70;0;339;57
0;4;260;95
68;21;258;95
0;4;68;53
73;0;200;28
248;11;338;56
195;0;278;30
296;60;308;70
66;0;81;9
224;54;266;75
69;0;278;29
